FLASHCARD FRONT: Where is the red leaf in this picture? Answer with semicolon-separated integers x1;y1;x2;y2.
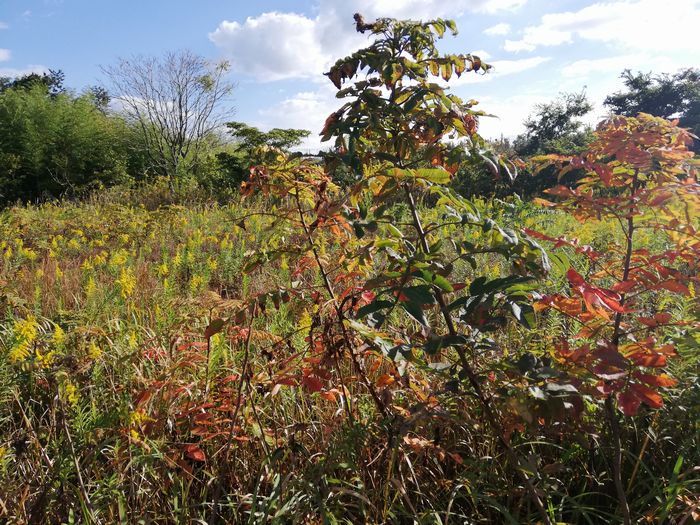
618;390;641;416
656;280;690;295
301;375;324;393
630;383;663;409
629;352;667;367
611;280;636;293
654;312;673;324
633;372;678;388
566;268;585;286
134;390;152;408
184;444;206;462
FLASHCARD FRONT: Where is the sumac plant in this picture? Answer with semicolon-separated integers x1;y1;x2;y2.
241;15;557;523
530;113;699;524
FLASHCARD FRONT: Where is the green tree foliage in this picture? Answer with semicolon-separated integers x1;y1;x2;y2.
514;91;593;157
451;93;594;199
213;121;311;191
0;83;133;204
510;92;594;196
605;68;700;153
0;69;65;96
451;136;523;198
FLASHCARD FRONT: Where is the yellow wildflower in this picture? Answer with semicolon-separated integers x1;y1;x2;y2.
85;276;97;298
189;274;204;293
15;315;38;341
52;325;66;346
87;340;102;360
21;247;37;261
9;340;32;363
62;381;79;406
35;349;56;368
156;262;169;277
117;267;136;299
297;309;313;334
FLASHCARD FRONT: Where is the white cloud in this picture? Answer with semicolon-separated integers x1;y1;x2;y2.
449;56;551;85
210;0;528;81
561;55;638;78
477;93;551;138
0;65;49;78
504;0;700;53
484;22;511;36
562;53;699;80
491;56;550;75
209;12;329;82
471;49;492;59
256;85;339;151
0;21;8;30
0;49;10;62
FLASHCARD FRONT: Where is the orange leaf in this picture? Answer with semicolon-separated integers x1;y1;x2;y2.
319;390;337;401
376;374;395;388
630;383;663;409
633;372;678;388
184;444;206;462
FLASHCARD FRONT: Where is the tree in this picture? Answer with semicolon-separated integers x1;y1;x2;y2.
102;50;235;189
206;122;311;195
531;114;698;524
604;68;700;153
0;69;65;96
225;121;310;152
514;91;593;157
512;92;594;196
241;15;555;524
0;85;132;204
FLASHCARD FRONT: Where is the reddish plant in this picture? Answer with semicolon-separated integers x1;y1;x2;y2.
531;113;699;522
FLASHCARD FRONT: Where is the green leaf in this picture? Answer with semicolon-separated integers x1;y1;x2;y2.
204;318;225;339
418;270;454;292
510;302;536;329
414;168;451;184
399;285;436;305
401;301;428;327
356;299;394;319
424;334;469;355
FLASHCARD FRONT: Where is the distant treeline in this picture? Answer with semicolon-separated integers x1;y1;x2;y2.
0;60;698;205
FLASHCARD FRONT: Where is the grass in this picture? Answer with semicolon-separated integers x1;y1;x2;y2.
0;195;697;524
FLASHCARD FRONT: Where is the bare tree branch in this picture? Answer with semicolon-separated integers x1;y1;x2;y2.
101;50;235;189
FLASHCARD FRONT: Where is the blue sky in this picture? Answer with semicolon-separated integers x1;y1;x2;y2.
1;0;699;149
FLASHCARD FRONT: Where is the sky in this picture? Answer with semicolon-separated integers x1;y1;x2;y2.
1;0;699;150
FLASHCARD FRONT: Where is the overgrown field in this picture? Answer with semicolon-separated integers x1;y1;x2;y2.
0;191;697;523
1;15;699;525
